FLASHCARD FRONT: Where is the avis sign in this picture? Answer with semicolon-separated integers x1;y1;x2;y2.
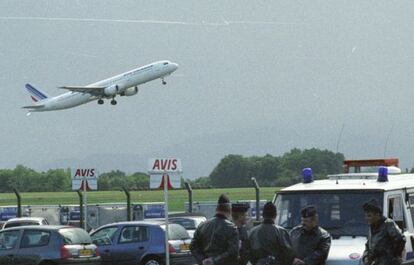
71;168;98;190
148;158;182;189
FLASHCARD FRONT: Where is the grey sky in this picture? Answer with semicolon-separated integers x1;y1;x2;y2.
0;1;413;178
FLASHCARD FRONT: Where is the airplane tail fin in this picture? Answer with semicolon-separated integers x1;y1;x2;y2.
25;83;49;102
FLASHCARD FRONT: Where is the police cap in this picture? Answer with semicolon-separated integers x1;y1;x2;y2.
301;205;317;218
362;199;382;214
262;202;277;218
217;194;231;206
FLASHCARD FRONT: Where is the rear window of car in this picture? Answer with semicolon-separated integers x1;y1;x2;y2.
4;221;40;229
167;224;190;240
169;218;196;230
59;228;92;245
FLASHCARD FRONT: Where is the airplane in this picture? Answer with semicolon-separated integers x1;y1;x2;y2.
22;60;178;113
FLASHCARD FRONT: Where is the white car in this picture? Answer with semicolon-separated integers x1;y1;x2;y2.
169;214;207;238
1;217;49;230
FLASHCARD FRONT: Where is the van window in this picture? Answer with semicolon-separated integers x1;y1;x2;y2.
275;191;383;237
388;195;406;231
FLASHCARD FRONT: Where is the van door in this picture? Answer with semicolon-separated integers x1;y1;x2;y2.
387;192;414;263
404;190;414;262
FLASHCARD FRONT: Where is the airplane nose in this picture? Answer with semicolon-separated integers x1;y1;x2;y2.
172;63;179;70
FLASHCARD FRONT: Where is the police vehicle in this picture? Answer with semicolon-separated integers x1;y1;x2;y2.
273;159;414;265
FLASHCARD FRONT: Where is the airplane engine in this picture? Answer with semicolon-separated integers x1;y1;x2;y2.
104;85;119;96
121;87;138;96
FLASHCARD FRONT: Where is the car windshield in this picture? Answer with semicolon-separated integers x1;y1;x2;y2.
169;218;197;230
275;191;383;237
4;221;39;228
59;228;92;245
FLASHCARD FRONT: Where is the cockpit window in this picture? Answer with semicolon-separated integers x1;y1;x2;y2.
163;62;168;65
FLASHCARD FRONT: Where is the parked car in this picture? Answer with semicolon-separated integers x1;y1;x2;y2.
0;225;100;264
90;220;196;265
168;214;207;238
1;217;49;230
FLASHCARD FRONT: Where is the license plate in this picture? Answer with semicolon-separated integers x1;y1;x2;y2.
180;244;189;251
79;249;93;256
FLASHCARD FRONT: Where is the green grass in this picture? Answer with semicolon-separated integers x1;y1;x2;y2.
0;187;281;212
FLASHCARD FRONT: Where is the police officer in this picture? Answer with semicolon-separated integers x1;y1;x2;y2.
289;205;331;265
190;194;239;265
248;202;298;265
232;203;250;265
362;199;406;265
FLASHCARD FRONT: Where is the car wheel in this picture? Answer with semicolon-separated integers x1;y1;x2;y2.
142;256;164;265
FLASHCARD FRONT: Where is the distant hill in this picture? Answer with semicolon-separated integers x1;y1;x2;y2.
40;123;414;179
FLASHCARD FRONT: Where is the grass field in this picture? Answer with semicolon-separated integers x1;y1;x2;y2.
0;187;281;212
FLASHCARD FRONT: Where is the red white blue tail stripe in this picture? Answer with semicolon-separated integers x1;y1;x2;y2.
25;84;48;102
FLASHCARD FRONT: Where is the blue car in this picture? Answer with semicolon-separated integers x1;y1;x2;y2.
90;220;196;265
0;225;100;265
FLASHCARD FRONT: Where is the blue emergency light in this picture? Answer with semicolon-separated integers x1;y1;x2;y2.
377;166;388;182
302;168;313;183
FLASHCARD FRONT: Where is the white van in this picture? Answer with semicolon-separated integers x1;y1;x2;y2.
273;166;414;264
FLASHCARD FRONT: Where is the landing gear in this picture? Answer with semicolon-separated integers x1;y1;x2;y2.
162;78;167;85
97;99;104;105
110;99;117;105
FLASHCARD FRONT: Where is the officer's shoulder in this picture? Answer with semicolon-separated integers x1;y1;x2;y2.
317;226;331;238
383;218;401;230
223;218;237;228
275;224;289;232
383;218;399;227
384;217;397;224
290;225;303;234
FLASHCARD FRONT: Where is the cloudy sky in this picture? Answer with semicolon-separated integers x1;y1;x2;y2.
0;1;413;178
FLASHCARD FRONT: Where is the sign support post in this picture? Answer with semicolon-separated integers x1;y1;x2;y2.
148;158;182;265
71;168;98;230
83;176;87;231
164;173;170;265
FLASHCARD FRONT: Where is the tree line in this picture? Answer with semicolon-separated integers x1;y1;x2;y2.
0;148;345;192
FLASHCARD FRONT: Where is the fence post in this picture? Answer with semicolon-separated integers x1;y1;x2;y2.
122;187;131;221
76;189;83;228
12;188;22;218
251;177;260;221
184;182;193;213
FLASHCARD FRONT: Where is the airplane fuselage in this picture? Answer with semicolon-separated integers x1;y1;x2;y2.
27;60;178;111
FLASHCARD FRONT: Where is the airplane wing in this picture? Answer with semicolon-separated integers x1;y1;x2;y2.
22;105;45;109
58;86;106;96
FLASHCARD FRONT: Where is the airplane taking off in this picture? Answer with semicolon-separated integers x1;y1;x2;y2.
22;60;178;113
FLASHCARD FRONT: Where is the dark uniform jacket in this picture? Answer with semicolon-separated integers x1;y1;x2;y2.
238;225;249;265
190;213;239;265
248;219;295;265
289;225;331;265
362;217;406;265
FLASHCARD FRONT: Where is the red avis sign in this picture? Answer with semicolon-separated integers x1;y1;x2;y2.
148;158;182;174
73;169;96;178
148;158;182;189
71;168;98;190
